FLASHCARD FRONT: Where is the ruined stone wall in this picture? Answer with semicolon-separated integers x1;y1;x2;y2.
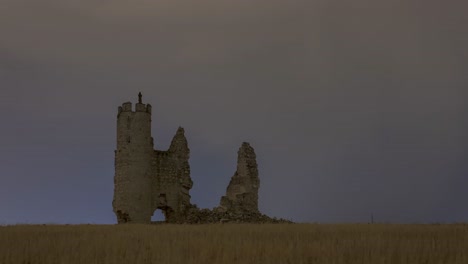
152;127;192;223
113;94;289;224
219;142;260;213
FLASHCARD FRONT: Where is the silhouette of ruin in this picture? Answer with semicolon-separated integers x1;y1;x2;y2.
112;93;289;224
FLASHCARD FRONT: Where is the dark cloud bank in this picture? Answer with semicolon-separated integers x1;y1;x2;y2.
1;0;467;224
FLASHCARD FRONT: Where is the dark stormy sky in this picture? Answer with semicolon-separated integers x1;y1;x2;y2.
1;0;468;224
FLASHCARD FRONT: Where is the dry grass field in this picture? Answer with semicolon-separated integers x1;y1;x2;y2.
0;223;467;264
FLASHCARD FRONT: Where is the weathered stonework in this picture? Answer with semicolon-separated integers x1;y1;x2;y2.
219;142;259;213
151;127;193;222
113;94;290;224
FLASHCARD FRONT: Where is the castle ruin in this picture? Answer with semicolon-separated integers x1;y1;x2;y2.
112;93;287;224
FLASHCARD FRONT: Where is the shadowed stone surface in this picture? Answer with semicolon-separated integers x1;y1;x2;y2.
113;94;290;224
219;142;260;213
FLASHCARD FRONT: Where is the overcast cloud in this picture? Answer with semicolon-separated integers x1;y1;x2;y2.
1;0;467;224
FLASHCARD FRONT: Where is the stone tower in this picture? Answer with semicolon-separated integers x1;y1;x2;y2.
113;93;193;224
113;93;154;223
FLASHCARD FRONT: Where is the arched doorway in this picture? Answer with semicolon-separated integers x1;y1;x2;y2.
151;209;165;223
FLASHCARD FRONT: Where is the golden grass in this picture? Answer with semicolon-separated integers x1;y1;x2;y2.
0;223;467;264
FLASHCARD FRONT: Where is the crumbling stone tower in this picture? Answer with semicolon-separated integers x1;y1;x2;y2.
113;93;192;224
219;142;260;213
113;94;288;224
